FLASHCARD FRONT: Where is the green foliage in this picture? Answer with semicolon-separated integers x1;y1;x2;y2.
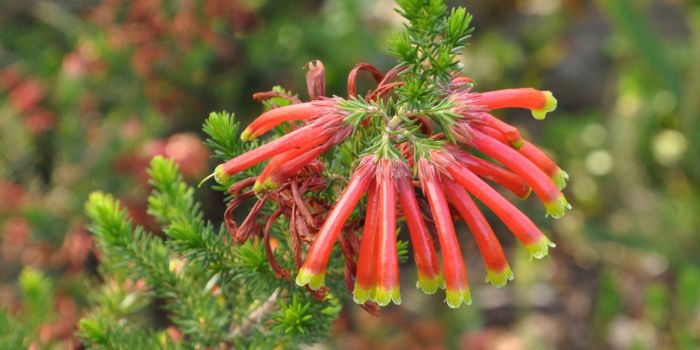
18;267;54;330
0;309;29;349
389;0;473;109
81;156;341;348
79;315;180;350
202;111;261;190
148;157;232;269
330;0;471;155
271;294;340;345
85;190;229;346
261;86;297;111
202;111;245;162
0;268;62;347
396;238;409;263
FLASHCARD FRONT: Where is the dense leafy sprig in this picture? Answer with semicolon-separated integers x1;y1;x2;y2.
81;155;341;348
389;0;473;109
202;111;246;162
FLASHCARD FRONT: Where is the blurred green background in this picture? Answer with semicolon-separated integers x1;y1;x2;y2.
1;0;698;349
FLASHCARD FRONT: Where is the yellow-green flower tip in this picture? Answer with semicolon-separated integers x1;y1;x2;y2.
264;178;280;190
213;165;230;184
509;138;524;149
240;128;254;141
416;274;441;295
526;236;556;260
374;287;401;306
445;288;472;308
295;268;325;290
253;178;279;194
531;91;557;120
551;168;569;190
253;181;264;194
352;285;375;304
485;266;514;288
544;195;571;219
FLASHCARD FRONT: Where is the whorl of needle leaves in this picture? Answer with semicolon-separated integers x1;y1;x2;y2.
80;142;341;348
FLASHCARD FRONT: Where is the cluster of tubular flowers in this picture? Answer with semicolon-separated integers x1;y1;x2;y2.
212;62;570;309
215;98;352;191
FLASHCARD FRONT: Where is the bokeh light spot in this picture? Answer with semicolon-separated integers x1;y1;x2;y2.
585;150;613;176
581;123;606;148
652;129;687;166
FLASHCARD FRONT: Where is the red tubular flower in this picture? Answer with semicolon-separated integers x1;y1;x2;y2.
395;161;441;294
212;51;569;311
374;159;401;306
477;88;557;120
464;128;570;218
214;111;349;183
515;141;568;190
253;134;344;193
296;155;377;289
241;102;321;141
442;179;513;287
446;145;531;199
254;146;317;192
473;112;523;148
418;158;471;308
353;181;379;304
432;150;554;259
475;126;569;190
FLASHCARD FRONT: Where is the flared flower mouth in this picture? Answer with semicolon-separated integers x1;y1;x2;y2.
206;1;570;312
